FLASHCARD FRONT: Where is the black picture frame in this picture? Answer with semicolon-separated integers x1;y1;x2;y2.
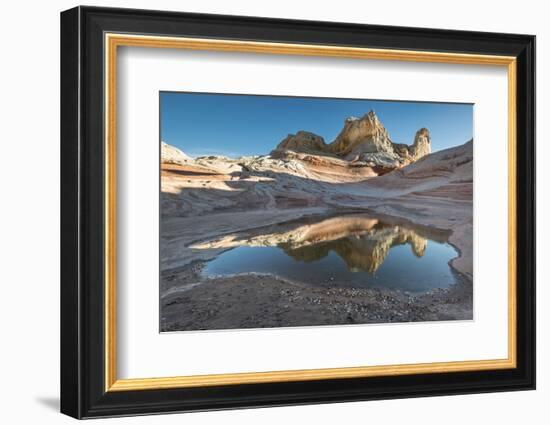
61;5;535;419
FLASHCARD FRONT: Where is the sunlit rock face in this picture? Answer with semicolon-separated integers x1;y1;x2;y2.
161;141;191;164
192;214;438;274
328;111;395;158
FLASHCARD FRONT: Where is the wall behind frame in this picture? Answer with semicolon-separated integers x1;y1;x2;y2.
0;1;543;424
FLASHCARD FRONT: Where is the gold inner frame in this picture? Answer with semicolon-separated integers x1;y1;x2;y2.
104;33;517;392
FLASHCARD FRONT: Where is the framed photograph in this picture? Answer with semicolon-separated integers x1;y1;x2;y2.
60;6;535;419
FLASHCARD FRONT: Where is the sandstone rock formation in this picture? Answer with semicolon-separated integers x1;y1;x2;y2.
272;110;431;173
276;131;328;154
377;139;472;183
161;141;191;164
160;138;471;221
409;127;432;160
328;111;395;158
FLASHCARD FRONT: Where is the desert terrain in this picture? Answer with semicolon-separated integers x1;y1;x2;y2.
160;111;473;331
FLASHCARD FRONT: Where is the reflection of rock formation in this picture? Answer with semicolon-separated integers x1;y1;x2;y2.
281;225;427;273
192;214;438;274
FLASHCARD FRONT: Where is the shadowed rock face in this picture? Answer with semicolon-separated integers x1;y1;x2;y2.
410;127;432;160
276;131;328;153
191;214;448;274
271;110;431;172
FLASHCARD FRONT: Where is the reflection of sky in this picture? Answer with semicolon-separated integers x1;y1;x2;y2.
204;240;457;293
161;92;473;158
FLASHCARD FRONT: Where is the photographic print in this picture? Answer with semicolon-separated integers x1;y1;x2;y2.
160;92;473;332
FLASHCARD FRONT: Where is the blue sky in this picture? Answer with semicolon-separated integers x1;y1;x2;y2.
160;92;473;158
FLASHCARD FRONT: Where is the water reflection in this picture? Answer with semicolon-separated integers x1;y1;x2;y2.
279;223;428;273
192;213;457;292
